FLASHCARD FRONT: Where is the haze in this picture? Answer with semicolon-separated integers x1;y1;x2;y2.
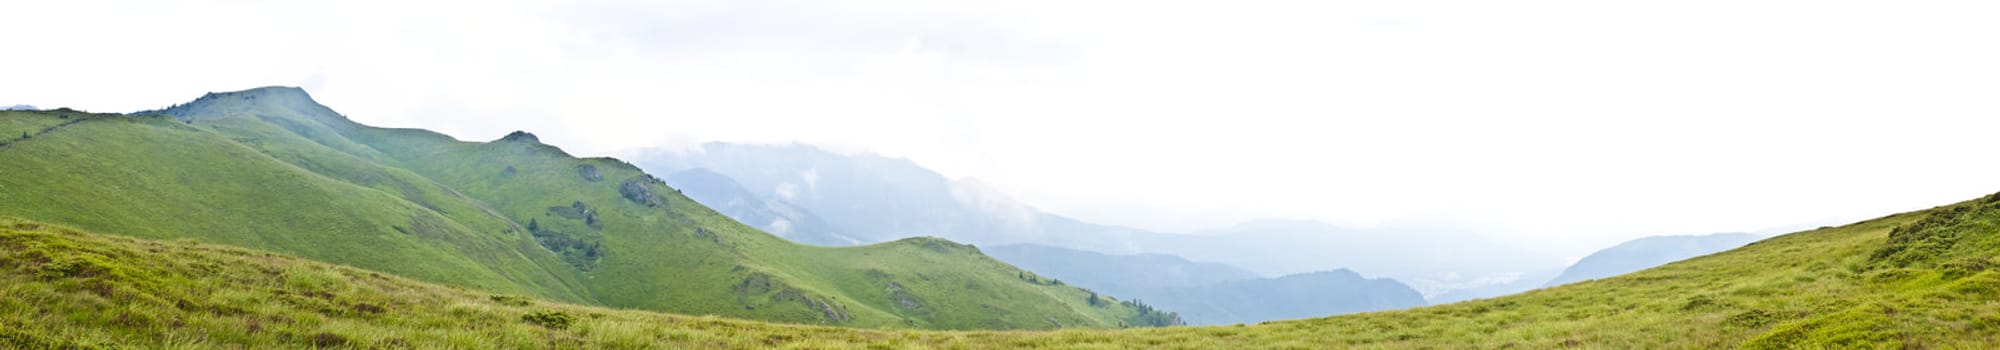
7;0;1999;256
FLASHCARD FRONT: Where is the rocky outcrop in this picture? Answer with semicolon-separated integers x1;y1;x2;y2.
803;296;852;322
619;176;662;207
886;281;924;311
575;164;603;182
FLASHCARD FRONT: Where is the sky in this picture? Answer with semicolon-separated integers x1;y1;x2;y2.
6;0;2000;255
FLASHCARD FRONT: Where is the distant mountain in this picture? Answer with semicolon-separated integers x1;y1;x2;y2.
1145;269;1425;325
984;244;1262;295
1426;267;1561;304
627;144;1566;298
1544;233;1764;287
663;168;862;246
1143;220;1565;297
629;143;1151;249
3;104;34;110
985;244;1426;325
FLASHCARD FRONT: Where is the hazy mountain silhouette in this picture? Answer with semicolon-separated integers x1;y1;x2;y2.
629;144;1564;298
985;244;1427;325
662;168;862;246
1544;233;1764;287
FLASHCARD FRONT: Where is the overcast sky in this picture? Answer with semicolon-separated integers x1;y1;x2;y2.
6;0;1999;254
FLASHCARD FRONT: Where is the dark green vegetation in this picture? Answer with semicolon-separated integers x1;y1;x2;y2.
8;189;2000;348
0;88;1166;330
987;244;1426;325
1544;233;1764;287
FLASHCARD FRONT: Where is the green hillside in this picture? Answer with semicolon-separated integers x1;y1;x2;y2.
0;87;1167;330
6;189;1999;348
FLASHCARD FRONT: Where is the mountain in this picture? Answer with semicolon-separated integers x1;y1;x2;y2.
628;144;1565;298
662;168;861;246
647;159;1440;325
1425;267;1561;304
1143;219;1564;297
2;104;32;110
983;244;1262;292
0;87;1171;330
13;190;1996;348
632;143;1122;247
1543;233;1764;287
984;244;1426;325
1143;270;1426;325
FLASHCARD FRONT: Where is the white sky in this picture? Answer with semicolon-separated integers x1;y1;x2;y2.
6;0;2000;254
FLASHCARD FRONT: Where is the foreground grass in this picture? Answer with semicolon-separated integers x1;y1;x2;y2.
0;216;1056;349
7;191;2000;348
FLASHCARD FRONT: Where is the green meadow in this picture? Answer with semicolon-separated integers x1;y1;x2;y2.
2;87;1996;348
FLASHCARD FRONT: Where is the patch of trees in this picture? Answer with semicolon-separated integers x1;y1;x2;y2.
1016;271;1063;286
545;201;602;230
527;218;603;271
1121;299;1185;327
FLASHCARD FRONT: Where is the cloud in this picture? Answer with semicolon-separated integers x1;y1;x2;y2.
551;0;1082;73
801;168;819;191
773;182;798;201
767;217;793;235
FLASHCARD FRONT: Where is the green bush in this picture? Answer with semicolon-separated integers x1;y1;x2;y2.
490;295;533;307
524;310;576;329
39;256;111;279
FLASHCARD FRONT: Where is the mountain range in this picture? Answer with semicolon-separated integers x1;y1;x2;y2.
985;244;1426;325
0;87;1172;330
628;143;1566;299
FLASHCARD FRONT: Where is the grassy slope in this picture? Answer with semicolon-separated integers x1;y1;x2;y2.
0;88;1154;330
327;123;1153;329
0;109;588;302
5;190;1996;348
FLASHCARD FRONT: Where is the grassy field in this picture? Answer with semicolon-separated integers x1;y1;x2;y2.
6;194;1999;348
0;87;1163;331
6;189;1999;348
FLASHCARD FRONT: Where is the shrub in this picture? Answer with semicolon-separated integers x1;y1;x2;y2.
1725;309;1777;328
1681;295;1720;311
309;332;348;348
490;295;533;307
39;257;110;279
524;310;576;329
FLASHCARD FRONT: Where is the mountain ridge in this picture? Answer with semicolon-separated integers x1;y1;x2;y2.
0;86;1170;330
629;143;1565;298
